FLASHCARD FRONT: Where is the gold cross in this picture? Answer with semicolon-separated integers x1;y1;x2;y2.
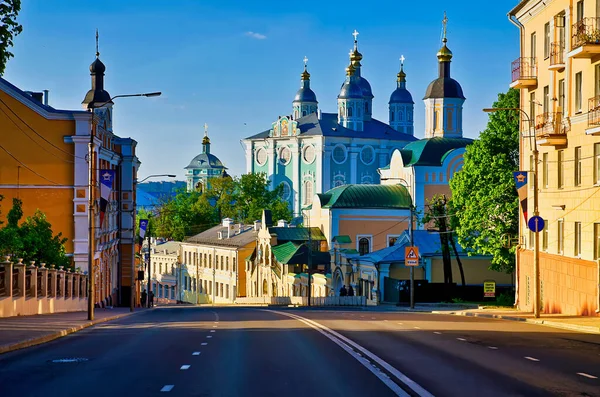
204;123;208;137
352;29;359;41
303;56;308;66
442;11;448;40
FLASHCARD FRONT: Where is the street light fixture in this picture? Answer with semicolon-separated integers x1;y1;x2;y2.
483;107;541;318
87;92;161;321
137;174;176;184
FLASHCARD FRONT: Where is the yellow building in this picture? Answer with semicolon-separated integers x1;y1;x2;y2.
509;0;600;315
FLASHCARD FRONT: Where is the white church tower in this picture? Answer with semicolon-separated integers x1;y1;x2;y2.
389;56;414;135
292;57;318;119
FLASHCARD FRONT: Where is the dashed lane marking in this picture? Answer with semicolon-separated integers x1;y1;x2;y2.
397;323;403;325
212;325;218;328
180;365;191;370
577;372;598;379
433;332;442;335
525;356;540;362
456;338;467;342
160;385;174;392
413;327;421;329
201;342;208;346
192;352;200;356
210;330;216;333
488;346;498;350
207;335;213;338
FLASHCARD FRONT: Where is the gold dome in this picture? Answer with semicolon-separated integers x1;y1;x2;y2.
437;38;453;62
202;135;210;145
346;62;356;76
397;68;406;83
301;68;310;80
350;48;363;62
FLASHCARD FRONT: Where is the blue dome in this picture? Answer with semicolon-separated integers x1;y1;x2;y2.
389;88;414;104
293;87;317;103
357;76;373;98
338;81;363;99
184;153;226;170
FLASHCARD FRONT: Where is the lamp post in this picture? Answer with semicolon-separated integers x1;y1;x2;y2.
138;174;177;184
394;178;415;309
483;107;540;318
87;92;161;321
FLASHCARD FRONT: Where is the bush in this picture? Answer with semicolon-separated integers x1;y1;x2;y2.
496;291;513;307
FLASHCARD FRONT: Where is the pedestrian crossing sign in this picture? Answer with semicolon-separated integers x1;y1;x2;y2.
405;246;419;266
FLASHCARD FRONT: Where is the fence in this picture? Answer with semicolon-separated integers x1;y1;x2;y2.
235;295;367;306
0;257;89;318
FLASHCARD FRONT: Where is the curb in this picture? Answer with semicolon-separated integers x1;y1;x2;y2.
0;308;151;355
431;310;600;334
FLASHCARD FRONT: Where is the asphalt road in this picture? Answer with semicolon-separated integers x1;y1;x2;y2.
0;306;598;397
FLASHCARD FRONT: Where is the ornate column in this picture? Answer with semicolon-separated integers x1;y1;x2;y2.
13;258;25;298
57;267;66;299
1;257;13;298
350;149;358;185
322;144;332;192
38;263;48;298
292;142;301;215
27;261;37;299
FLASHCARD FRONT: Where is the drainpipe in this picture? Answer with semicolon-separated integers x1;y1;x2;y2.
508;11;524;309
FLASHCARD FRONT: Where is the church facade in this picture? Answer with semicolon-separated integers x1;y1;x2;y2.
242;32;418;215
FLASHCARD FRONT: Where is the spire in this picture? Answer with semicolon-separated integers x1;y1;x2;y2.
202;123;210;154
82;29;112;109
350;29;363;64
301;56;310;81
397;55;407;87
437;11;453;63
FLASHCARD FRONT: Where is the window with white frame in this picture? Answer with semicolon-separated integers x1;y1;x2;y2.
303;180;313;205
595;143;600;185
575;72;582;112
256;148;267;166
358;236;371;256
279;147;291;165
332;145;347;164
387;235;399;247
303;145;315;164
360;146;375;165
558;220;564;254
594;223;600;260
574;222;582;257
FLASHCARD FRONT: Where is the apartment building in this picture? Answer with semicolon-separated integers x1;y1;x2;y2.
509;0;600;315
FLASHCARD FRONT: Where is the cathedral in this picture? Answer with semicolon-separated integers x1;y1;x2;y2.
185;124;228;192
243;27;466;216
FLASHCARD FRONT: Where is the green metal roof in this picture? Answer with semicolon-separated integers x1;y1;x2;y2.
245;247;256;262
272;242;303;264
318;184;411;209
401;137;472;167
269;227;326;242
332;235;352;244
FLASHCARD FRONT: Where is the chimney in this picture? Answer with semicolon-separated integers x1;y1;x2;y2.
217;231;223;240
43;90;49;106
277;219;289;228
254;220;261;231
25;91;44;104
222;218;233;238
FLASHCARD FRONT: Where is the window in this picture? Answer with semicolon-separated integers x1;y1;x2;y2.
596;64;600;97
256;148;267;166
390;110;395;121
365;102;369;114
575;147;582;186
543;152;548;188
358;237;371;256
303;145;315;164
575;72;582;112
303;180;313;205
360;146;375;165
542;220;549;251
595;143;600;184
332;145;347;164
574;222;582;256
388;235;399;247
279;147;291;165
433;110;438;130
233;258;237;272
226;257;229;271
543;85;549;114
594;223;600;260
558;220;564;254
281;182;291;201
558;150;564;188
558;79;565;112
529;92;536;125
544;22;550;59
576;0;583;23
347;106;353;117
530;32;537;59
529;228;534;249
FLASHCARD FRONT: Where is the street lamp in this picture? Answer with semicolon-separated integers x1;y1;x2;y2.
138;174;176;184
87;92;161;321
393;178;416;309
483;107;541;318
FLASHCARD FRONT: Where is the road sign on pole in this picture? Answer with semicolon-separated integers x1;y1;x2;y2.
528;216;545;232
405;246;419;266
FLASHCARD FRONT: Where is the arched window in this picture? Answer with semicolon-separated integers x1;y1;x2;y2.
339;106;343;117
365;102;369;113
358;237;370;255
263;279;268;296
347;106;353;117
302;110;307;117
398;110;404;121
390;110;395;121
303;180;313;205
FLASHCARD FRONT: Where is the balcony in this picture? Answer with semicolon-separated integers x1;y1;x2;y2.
535;112;569;147
586;95;600;135
570;17;600;58
510;57;537;89
549;42;565;71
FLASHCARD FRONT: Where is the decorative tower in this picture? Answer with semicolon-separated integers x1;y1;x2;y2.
82;30;112;110
423;12;466;139
389;55;414;135
337;57;365;131
292;56;318;119
185;123;227;192
349;30;373;121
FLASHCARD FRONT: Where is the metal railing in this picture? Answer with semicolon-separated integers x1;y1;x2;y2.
535;112;568;134
572;17;600;49
512;57;537;82
589;96;600;127
549;41;565;66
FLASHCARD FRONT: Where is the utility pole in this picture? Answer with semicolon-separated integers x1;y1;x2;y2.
532;140;540;318
147;231;152;307
87;114;96;321
409;204;415;310
307;214;312;307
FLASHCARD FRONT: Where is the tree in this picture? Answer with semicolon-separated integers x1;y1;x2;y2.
450;88;520;273
234;173;291;224
0;0;23;75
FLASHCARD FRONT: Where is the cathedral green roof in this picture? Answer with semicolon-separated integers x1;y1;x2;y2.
317;184;411;209
400;137;472;167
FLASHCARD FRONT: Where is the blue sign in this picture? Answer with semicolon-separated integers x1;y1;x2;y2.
513;171;528;190
528;216;545;232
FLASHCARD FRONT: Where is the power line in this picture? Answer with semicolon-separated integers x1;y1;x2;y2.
0;144;61;185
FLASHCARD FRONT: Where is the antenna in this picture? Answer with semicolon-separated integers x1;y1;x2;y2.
95;29;99;57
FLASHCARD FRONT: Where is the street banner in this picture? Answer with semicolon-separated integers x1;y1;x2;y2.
513;171;528;222
139;219;148;241
99;169;116;227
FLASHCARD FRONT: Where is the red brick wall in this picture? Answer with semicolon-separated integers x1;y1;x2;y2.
518;249;599;316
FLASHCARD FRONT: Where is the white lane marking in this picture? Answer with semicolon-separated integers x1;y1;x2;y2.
577;372;598;379
524;356;540;362
269;311;410;396
433;332;442;335
269;310;433;397
180;365;191;370
456;338;467;342
207;335;213;338
192;352;201;356
212;325;218;328
201;342;208;346
384;320;389;322
488;346;498;350
413;326;421;329
397;323;403;325
160;385;174;392
210;330;216;333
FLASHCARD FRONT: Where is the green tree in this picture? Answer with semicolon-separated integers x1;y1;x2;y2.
450;88;520;273
234;173;291;224
0;0;23;75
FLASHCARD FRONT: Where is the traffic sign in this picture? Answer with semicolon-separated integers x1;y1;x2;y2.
483;280;496;298
528;216;545;232
405;246;419;266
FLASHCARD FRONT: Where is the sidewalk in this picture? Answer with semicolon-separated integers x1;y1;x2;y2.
0;307;147;355
431;308;600;334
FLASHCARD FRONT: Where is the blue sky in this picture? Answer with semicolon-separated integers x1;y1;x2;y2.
5;0;518;180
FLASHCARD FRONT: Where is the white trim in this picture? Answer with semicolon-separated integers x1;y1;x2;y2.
386;234;401;247
302;144;316;165
255;147;267;166
356;234;373;255
279;146;292;165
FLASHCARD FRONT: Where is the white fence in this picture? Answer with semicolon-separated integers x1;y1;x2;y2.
235;295;366;306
